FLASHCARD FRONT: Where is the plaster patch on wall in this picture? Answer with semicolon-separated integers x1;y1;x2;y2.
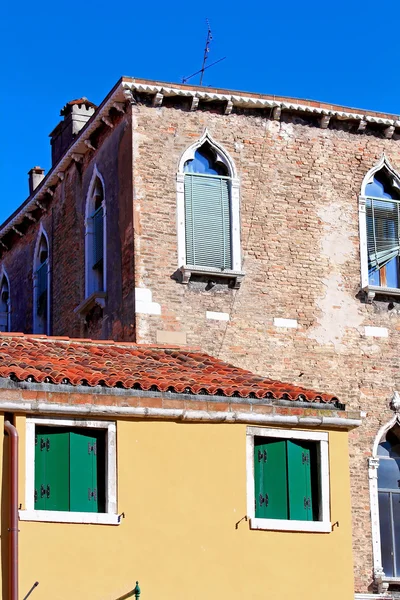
273;318;298;329
135;288;161;316
318;202;355;265
277;121;295;141
308;273;364;349
206;311;230;321
364;326;388;338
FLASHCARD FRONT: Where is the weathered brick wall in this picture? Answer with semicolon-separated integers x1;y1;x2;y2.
130;101;400;592
1;108;135;341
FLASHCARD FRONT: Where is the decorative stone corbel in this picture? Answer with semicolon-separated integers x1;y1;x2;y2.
358;120;367;132
152;93;163;108
384;125;395;139
84;139;96;151
0;240;8;251
366;289;376;303
35;200;46;211
272;106;281;121
46;188;54;196
391;390;400;412
12;226;23;237
102;116;114;128
57;172;65;181
374;567;389;594
112;102;125;113
320;115;331;129
190;97;199;111
123;89;135;104
25;213;37;223
224;100;233;115
71;153;84;163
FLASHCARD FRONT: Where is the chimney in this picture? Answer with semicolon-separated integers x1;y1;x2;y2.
28;166;45;195
49;98;97;166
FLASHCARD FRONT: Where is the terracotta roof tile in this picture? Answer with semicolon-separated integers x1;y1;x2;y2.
0;333;339;405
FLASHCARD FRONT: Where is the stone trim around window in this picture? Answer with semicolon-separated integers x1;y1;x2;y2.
359;155;400;302
246;426;331;533
176;130;243;286
19;417;119;525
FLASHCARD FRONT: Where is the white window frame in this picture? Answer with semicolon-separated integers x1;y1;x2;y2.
0;267;11;332
359;155;400;301
369;400;400;593
32;224;51;335
176;130;244;287
85;165;107;299
19;417;119;525
246;427;331;533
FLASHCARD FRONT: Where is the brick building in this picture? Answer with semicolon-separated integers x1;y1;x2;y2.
2;76;400;595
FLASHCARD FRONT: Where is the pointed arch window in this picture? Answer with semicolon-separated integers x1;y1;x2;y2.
361;158;400;298
85;172;106;298
0;271;11;332
33;230;50;335
177;133;244;288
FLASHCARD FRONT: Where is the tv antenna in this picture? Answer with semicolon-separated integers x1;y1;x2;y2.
182;20;226;85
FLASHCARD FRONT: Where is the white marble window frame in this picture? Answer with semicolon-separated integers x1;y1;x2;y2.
19;417;119;526
176;130;242;277
246;426;331;533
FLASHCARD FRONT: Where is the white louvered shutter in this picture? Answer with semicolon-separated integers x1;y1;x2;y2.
366;197;400;272
184;173;232;269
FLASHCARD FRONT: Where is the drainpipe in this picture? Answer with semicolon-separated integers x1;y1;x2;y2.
4;420;18;600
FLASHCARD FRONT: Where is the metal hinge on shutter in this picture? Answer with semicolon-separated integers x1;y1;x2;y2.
258;449;267;462
88;488;98;501
88;441;97;455
302;452;309;465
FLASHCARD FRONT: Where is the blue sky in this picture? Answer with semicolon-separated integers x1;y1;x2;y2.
1;0;398;224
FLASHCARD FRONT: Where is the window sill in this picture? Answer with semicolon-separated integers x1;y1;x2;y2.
19;509;121;525
250;517;331;533
179;265;245;289
74;291;107;316
364;285;400;301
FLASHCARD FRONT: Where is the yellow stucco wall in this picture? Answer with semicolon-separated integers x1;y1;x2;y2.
7;417;354;600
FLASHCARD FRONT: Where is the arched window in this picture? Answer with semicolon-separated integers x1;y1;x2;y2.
33;228;50;334
85;169;106;298
377;425;400;578
0;270;10;332
177;131;243;287
360;157;400;297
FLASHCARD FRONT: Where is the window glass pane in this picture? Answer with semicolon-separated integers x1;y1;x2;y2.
392;493;400;577
184;148;228;176
378;458;400;490
386;256;399;288
379;491;394;577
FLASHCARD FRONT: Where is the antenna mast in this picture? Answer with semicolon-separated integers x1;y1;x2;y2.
200;19;212;86
182;20;226;86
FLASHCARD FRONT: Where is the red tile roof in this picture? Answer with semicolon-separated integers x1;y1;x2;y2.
0;333;339;404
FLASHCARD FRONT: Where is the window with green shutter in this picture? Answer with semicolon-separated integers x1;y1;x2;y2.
254;436;319;522
34;427;106;513
184;145;232;270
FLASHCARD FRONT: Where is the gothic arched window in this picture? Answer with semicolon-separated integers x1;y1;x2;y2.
0;271;10;332
33;229;50;334
177;132;242;286
378;424;400;578
85;170;106;298
361;157;400;295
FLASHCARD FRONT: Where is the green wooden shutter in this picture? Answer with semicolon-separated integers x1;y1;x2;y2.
287;440;313;521
70;431;98;513
184;174;232;269
45;431;70;511
35;429;70;511
34;432;47;510
254;438;288;519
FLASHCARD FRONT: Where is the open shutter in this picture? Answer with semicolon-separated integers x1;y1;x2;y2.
70;431;98;513
34;432;47;510
366;197;400;273
254;438;288;519
287;440;313;521
185;174;232;269
41;430;70;511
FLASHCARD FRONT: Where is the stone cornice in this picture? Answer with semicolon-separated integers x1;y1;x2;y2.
2;76;400;254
